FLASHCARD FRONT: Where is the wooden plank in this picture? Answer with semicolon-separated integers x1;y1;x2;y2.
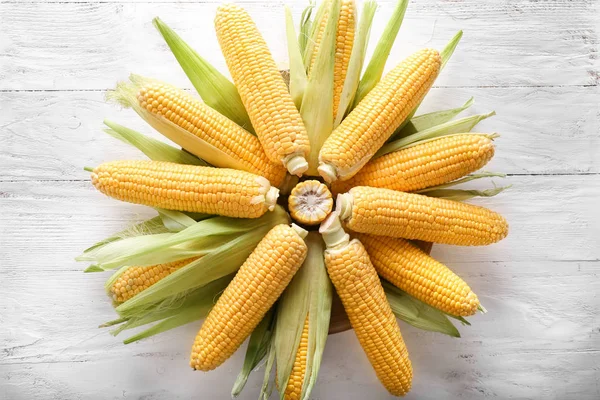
1;86;598;182
1;261;598;399
1;1;598;90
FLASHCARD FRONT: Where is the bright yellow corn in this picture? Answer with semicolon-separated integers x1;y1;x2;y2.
332;134;495;194
309;0;355;118
109;257;199;303
318;49;441;182
190;224;308;371
320;215;412;396
358;234;479;316
283;316;309;400
337;186;508;246
288;180;333;226
215;4;310;176
135;79;286;187
91;160;279;218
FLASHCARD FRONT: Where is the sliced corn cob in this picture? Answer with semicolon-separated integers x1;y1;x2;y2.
134;78;286;186
332;134;495;194
282;316;309;400
215;4;310;176
91;160;279;219
288;180;333;226
337;186;508;246
358;234;479;316
308;0;356;118
190;224;308;371
318;49;442;182
320;214;412;396
109;257;200;303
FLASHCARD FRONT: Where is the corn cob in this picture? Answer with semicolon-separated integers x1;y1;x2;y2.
190;224;308;371
282;316;309;400
134;79;286;186
337;186;508;246
109;257;200;303
308;0;355;118
288;180;333;226
320;214;412;396
332;134;495;194
215;4;310;176
358;234;479;316
318;49;441;182
91;160;279;219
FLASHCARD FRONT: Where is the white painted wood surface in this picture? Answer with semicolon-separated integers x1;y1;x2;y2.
1;0;599;399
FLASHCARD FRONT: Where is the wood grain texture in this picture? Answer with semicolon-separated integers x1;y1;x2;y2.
1;0;599;399
1;1;599;90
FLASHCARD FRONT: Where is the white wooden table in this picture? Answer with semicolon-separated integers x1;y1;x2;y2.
1;1;599;399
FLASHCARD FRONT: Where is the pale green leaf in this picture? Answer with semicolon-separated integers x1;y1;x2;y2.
298;3;315;57
286;6;308;108
103;120;207;166
155;208;198;232
302;0;330;68
260;339;277;400
152;17;254;133
423;186;510;201
416;172;506;193
353;0;408;106
441;30;463;70
82;216;167;253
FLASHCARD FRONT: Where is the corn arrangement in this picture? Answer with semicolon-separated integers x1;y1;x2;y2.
79;1;510;397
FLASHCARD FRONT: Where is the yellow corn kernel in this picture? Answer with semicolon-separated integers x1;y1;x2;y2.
109;257;199;303
215;4;310;176
318;49;441;182
283;316;309;400
337;186;508;246
288;180;333;226
135;79;286;187
309;0;355;118
91;160;279;218
332;134;495;194
320;215;412;396
190;224;308;371
358;234;479;316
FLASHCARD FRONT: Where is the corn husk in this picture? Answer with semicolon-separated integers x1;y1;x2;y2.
376;112;496;157
424;186;510;201
383;281;461;337
232;309;276;397
273;232;332;400
285;6;308;108
416;172;506;193
152;17;254;133
302;0;330;68
300;0;340;175
334;0;377;126
352;0;408;106
390;97;474;141
298;3;315;56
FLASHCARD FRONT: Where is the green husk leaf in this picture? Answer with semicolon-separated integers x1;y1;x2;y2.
286;6;309;108
301;0;340;175
416;172;506;193
383;281;461;337
118;275;233;343
77;207;288;270
84;265;104;273
352;0;408;106
115;208;289;316
155;208;198;232
391;30;464;135
335;0;377;127
441;30;463;70
107;75;253;171
302;0;330;68
103;120;207;166
390;97;474;140
298;3;315;57
376;112;496;157
274;233;332;400
83;216;167;253
152;17;254;133
260;339;277;400
424;186;510;201
232;308;276;397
